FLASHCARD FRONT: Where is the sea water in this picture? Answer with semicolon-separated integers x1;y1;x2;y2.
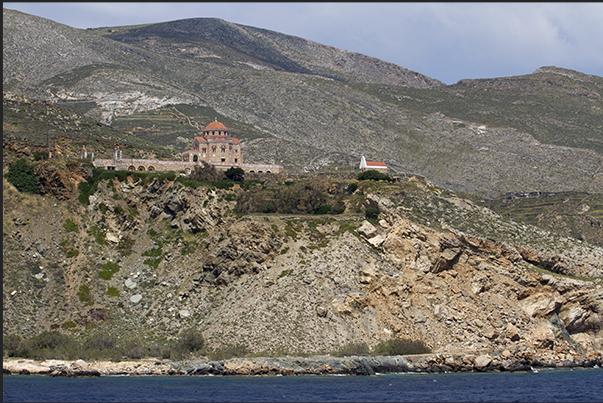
3;368;602;402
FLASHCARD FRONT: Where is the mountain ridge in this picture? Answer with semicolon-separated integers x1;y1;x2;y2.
3;8;603;198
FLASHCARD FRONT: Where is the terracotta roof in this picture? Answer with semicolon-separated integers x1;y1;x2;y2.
366;161;387;167
204;121;228;131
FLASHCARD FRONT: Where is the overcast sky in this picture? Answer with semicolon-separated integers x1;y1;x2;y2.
4;2;603;84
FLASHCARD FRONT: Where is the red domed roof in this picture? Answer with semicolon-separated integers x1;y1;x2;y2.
204;120;228;131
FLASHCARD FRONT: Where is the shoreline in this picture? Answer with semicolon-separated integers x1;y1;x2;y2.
4;352;603;377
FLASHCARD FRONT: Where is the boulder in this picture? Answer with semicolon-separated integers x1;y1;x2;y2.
356;221;378;239
527;324;556;349
520;291;563;318
474;355;492;370
505;324;521;341
559;306;589;333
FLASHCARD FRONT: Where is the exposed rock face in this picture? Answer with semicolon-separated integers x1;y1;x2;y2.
3;173;602;366
197;219;283;285
33;162;89;200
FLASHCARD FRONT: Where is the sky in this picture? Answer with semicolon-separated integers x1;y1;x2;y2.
4;2;603;85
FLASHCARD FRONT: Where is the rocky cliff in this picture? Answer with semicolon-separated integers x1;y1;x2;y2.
3;167;602;367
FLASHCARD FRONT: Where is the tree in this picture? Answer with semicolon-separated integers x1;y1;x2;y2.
225;167;245;182
190;162;223;182
357;169;393;182
4;158;40;194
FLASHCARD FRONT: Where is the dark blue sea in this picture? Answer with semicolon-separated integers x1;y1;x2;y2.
3;368;602;402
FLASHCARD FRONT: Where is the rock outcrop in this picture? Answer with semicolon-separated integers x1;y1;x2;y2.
3;172;602;368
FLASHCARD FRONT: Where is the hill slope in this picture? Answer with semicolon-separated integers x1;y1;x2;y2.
3;8;603;198
3;168;603;363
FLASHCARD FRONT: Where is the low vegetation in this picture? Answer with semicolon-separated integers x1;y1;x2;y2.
4;158;40;194
3;327;207;361
372;338;431;356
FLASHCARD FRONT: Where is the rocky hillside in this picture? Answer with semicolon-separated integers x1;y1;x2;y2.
3;162;603;364
3;8;603;198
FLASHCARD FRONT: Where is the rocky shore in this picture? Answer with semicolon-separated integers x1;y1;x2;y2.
4;352;602;377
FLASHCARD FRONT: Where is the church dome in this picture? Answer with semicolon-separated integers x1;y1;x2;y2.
204;120;228;131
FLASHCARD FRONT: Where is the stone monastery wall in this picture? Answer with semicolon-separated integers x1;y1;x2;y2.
93;158;283;174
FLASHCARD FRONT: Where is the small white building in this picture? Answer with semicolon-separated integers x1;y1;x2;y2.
359;156;387;173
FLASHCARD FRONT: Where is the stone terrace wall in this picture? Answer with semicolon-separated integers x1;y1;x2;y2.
92;159;283;174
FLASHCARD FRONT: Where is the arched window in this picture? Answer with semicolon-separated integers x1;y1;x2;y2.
193;155;198;162
128;166;135;171
148;166;155;171
138;166;145;171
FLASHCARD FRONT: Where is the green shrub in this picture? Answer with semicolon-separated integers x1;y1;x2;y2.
88;225;106;245
99;261;120;280
177;327;205;353
106;286;120;297
333;342;370;357
278;269;293;279
83;333;117;351
78;180;94;205
33;151;48;161
64;218;78;232
143;258;162;270
65;248;79;258
22;330;81;360
225;167;245;182
347;182;359;193
81;333;120;361
142;247;162;257
3;334;24;357
209;343;248;360
189;162;223;182
263;203;276;213
365;207;380;220
5;158;40;194
77;284;92;303
315;204;332;215
331;197;346;214
165;328;206;360
357;170;393;182
61;321;77;329
121;339;148;360
372;338;431;356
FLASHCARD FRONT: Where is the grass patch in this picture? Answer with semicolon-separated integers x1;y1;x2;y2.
63;218;78;232
77;284;92;304
99;261;120;280
372;338;431;356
